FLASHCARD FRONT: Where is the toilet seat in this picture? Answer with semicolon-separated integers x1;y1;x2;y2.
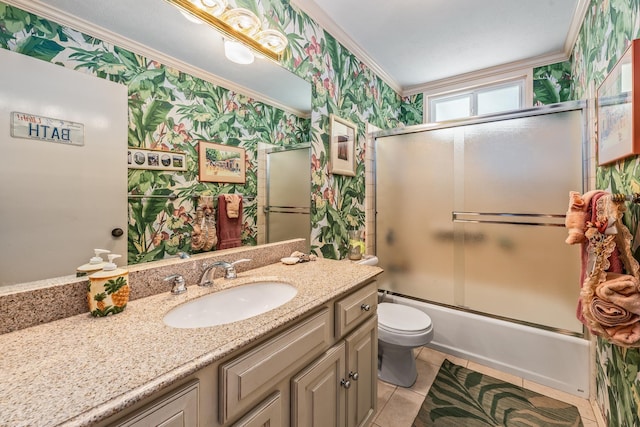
378;302;432;333
377;303;433;347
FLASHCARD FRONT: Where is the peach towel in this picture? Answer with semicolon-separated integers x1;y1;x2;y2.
589;297;638;327
595;273;640;315
224;194;241;219
604;323;640;346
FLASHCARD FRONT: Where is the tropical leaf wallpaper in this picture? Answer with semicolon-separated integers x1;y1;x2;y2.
533;61;573;105
571;0;640;425
400;93;424;126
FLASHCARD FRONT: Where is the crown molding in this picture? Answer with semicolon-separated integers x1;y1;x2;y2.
290;0;402;95
3;0;310;118
565;0;589;56
404;50;568;96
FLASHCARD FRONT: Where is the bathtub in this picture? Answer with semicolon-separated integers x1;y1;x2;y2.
382;293;590;398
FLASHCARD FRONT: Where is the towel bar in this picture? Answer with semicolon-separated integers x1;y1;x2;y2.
128;193;177;200
612;193;640;203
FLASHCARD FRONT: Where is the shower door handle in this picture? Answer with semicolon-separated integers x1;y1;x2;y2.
452;211;566;227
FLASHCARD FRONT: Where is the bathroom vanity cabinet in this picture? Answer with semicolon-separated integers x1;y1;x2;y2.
107;280;378;427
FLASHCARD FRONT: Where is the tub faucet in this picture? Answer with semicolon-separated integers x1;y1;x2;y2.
199;259;251;286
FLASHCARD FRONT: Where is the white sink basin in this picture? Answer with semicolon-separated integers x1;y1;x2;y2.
163;281;297;328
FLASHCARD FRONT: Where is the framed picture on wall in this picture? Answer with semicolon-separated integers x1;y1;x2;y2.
329;114;357;176
126;147;187;171
596;39;640;165
198;141;246;183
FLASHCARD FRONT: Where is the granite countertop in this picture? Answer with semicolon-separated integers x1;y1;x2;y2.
0;258;382;427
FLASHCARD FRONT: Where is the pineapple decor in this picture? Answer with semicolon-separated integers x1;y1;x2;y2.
87;254;130;317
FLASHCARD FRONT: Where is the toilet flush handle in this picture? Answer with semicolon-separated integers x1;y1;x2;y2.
361;303;371;311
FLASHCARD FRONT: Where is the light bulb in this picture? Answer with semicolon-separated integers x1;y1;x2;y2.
180;10;203;24
224;40;254;65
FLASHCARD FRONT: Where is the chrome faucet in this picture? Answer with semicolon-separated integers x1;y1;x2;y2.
199;259;251;286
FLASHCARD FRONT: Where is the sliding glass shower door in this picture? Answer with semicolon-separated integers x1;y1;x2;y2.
376;103;585;333
376;128;456;305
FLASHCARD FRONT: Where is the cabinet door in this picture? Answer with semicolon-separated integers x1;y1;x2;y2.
220;309;331;423
232;392;282;427
345;316;378;427
114;381;199;427
291;342;346;427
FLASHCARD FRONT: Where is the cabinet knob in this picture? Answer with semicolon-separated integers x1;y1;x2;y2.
340;379;351;389
360;303;371;312
349;371;359;381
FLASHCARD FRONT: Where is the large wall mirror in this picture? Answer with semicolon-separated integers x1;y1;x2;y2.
1;0;312;287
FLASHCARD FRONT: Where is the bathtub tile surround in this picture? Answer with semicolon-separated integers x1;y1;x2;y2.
0;239;306;334
0;249;382;426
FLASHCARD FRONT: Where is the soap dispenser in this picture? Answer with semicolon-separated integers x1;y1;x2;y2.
87;254;130;317
76;249;110;277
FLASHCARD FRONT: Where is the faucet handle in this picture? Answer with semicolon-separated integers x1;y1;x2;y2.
225;259;251;279
164;274;187;295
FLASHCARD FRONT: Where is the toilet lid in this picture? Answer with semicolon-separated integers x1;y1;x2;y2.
378;302;432;333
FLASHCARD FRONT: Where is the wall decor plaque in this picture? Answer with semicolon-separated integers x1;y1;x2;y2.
11;111;84;146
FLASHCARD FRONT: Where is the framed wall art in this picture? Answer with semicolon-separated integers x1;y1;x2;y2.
329;114;357;176
597;39;640;165
127;148;187;171
198;141;246;183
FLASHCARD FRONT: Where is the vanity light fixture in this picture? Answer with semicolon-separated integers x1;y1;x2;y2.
167;0;288;63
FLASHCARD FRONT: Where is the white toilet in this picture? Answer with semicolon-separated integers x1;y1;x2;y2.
377;302;433;387
356;256;434;387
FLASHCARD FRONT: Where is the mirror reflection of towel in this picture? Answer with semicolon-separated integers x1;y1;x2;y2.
224;194;241;218
217;195;243;250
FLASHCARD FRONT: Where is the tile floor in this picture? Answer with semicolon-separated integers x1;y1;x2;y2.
372;346;602;427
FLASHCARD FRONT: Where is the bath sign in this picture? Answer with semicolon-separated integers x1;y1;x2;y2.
10;112;84;146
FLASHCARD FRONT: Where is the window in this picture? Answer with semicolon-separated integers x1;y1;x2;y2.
429;80;524;123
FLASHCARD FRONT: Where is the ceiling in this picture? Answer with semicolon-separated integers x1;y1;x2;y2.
293;0;588;94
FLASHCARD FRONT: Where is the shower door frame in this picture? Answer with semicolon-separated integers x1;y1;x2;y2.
373;100;589;337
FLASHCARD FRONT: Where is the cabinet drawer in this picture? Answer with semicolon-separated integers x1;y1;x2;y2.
220;308;331;423
231;392;282;427
335;281;377;338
